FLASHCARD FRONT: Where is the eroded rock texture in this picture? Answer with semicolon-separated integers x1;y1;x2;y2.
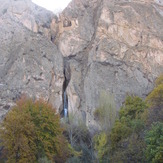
57;0;163;130
0;0;64;120
0;0;163;132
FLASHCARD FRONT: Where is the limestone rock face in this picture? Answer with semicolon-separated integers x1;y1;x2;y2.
57;0;163;131
0;0;64;120
0;0;58;41
0;0;163;132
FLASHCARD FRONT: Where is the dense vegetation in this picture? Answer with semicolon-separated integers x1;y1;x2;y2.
108;74;163;163
0;74;163;163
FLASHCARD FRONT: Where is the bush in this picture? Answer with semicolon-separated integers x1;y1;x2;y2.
130;119;145;133
144;74;163;126
62;111;88;148
110;120;132;148
109;95;148;163
110;96;147;147
146;83;163;107
66;156;82;163
110;133;146;163
38;156;52;163
155;74;163;86
119;95;148;120
62;111;93;162
145;122;163;163
146;74;163;108
93;132;109;162
0;97;69;162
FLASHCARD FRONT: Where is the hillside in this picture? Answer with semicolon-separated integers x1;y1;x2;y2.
0;0;163;132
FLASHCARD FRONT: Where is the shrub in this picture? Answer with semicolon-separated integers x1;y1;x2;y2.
62;111;91;162
110;120;132;148
119;95;148;120
66;156;82;163
145;122;163;163
110;133;146;163
110;96;147;148
155;74;163;86
38;156;52;163
93;132;109;162
130;119;145;133
146;84;163;107
144;74;163;126
62;111;88;148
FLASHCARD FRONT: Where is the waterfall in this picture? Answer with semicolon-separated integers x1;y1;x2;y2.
64;91;68;118
62;60;70;119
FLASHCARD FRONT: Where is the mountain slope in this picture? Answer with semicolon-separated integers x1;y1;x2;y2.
0;0;162;131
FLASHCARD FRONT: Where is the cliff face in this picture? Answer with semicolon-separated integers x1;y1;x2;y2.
0;0;163;131
58;0;163;130
0;0;64;120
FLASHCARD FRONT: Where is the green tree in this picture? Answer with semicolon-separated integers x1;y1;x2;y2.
0;97;70;163
119;95;148;120
109;95;148;162
110;120;132;149
110;133;146;163
110;96;147;148
145;122;163;163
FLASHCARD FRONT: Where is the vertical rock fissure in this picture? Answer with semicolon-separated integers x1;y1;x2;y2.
62;59;71;118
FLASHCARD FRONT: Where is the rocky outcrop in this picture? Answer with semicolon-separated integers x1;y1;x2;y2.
0;0;64;120
57;0;163;131
0;0;162;132
0;0;59;41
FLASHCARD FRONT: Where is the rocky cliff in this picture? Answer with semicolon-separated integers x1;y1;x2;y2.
0;0;163;131
0;0;63;120
58;0;163;130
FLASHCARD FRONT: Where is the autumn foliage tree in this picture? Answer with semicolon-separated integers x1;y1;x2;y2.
0;101;36;163
0;97;70;163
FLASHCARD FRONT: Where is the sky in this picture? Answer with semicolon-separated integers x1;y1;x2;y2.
32;0;72;12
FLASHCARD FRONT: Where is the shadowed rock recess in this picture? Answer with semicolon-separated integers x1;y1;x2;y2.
0;0;163;131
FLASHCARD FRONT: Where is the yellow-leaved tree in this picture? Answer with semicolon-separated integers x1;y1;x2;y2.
0;97;70;163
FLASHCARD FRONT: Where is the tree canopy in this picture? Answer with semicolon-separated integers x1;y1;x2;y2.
0;97;70;163
145;122;163;163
